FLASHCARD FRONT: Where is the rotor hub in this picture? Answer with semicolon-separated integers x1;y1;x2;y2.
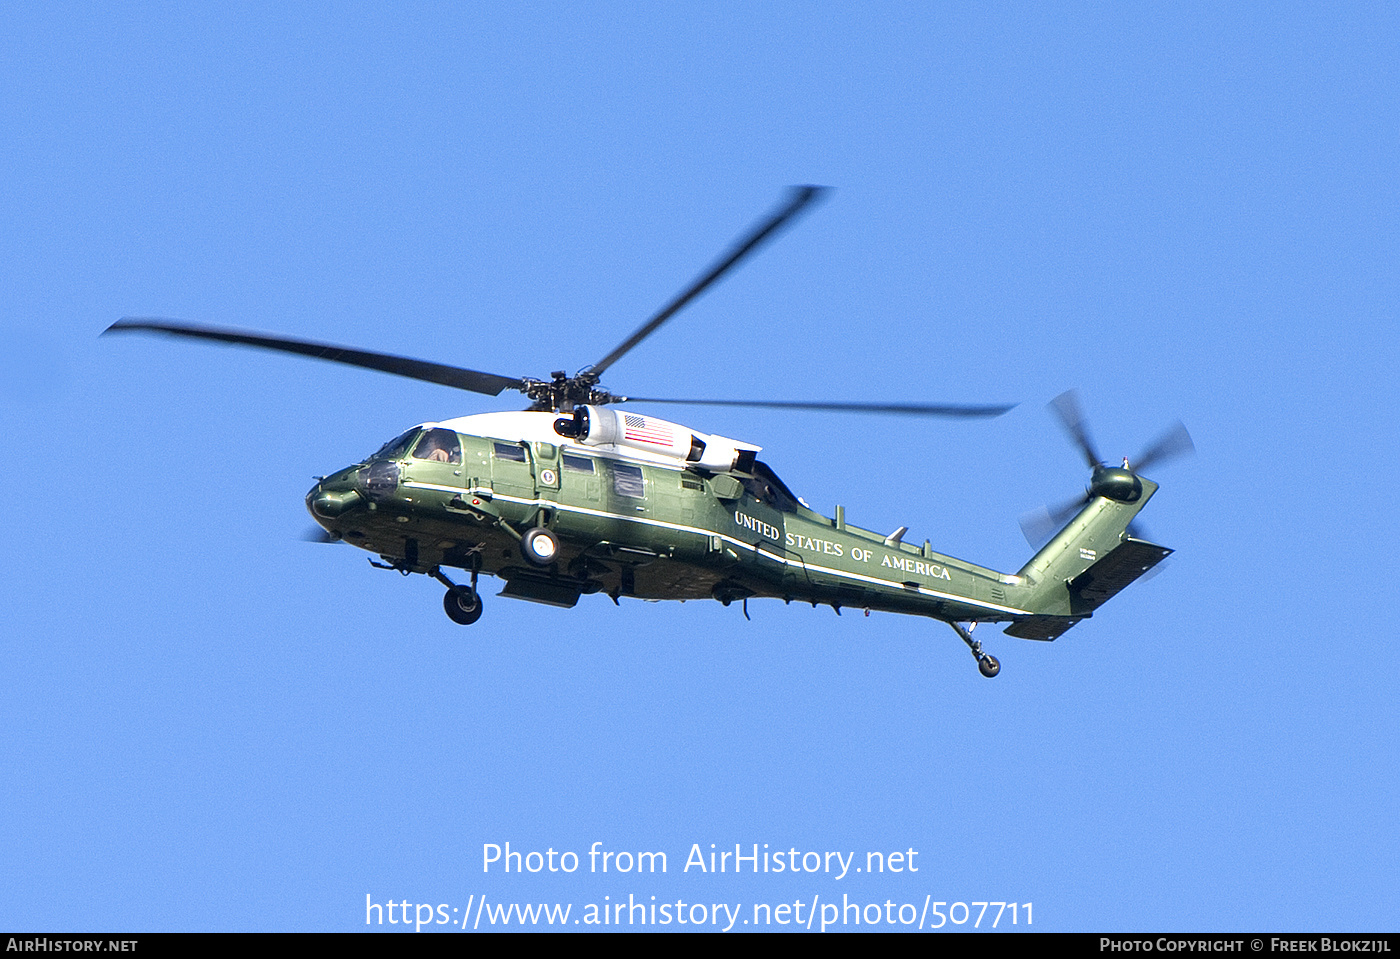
521;371;622;412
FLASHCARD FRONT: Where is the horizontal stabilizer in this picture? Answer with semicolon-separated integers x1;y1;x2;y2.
1004;537;1172;641
1069;537;1172;611
1004;615;1085;641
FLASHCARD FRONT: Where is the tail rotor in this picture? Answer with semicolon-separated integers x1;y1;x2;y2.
1020;390;1194;548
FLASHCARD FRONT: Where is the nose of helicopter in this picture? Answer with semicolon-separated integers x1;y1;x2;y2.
306;471;365;520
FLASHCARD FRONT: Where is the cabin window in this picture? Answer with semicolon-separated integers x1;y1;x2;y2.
411;428;461;464
612;463;645;498
562;454;595;473
492;442;528;463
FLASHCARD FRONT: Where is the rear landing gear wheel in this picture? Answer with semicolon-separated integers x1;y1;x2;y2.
521;527;560;566
444;587;483;625
948;621;1002;678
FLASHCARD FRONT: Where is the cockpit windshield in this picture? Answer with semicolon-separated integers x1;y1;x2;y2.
369;428;421;461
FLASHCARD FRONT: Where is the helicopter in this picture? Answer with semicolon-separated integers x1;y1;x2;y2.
104;187;1191;677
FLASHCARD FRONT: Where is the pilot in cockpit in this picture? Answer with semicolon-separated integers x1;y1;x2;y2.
412;428;461;464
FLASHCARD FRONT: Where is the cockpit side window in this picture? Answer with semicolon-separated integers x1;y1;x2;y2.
411;428;462;464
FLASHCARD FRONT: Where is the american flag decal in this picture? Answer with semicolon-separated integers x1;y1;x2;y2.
623;413;673;447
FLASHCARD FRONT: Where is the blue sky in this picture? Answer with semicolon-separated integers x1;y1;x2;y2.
3;2;1396;932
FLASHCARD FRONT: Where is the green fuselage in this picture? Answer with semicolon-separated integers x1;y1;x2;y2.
306;415;1148;629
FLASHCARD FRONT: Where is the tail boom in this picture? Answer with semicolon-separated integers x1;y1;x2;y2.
1004;476;1170;640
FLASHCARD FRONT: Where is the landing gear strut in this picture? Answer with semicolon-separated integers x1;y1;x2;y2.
433;568;482;626
948;621;1000;678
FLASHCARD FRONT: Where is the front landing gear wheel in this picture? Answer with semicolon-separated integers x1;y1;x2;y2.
521;527;560;566
443;588;483;625
978;654;1001;678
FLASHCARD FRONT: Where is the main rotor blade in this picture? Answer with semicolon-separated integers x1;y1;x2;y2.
614;396;1015;418
104;319;525;397
589;185;829;377
1133;421;1194;474
1049;388;1102;469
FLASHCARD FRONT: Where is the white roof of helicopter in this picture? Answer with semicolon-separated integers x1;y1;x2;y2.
428;409;760;470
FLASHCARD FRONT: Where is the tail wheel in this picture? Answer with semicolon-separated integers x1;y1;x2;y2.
521;527;560;566
978;655;1001;678
444;588;483;625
